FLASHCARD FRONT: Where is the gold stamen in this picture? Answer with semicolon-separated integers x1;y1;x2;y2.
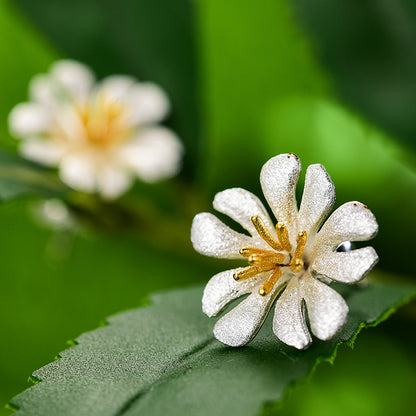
233;266;260;281
251;215;282;251
248;252;285;266
239;247;274;257
276;222;291;251
290;258;304;273
290;230;307;273
259;268;282;296
233;260;277;281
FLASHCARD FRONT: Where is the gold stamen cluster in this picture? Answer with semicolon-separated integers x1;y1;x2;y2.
78;96;128;148
234;215;307;296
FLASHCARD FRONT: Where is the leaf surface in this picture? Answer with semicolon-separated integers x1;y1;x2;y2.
10;275;416;416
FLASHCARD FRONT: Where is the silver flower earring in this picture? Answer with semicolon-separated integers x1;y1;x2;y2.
191;153;378;349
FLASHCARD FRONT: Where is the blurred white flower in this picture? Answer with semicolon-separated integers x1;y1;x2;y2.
9;60;183;199
191;154;378;349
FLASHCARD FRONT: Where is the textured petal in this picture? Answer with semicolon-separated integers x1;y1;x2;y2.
312;247;379;284
273;277;311;349
98;75;137;102
213;280;285;347
260;153;300;242
300;275;348;341
50;60;95;102
213;188;276;237
21;140;65;166
202;269;266;317
191;213;256;259
59;154;97;193
124;82;170;125
118;127;183;182
309;201;378;259
96;165;132;200
298;164;335;238
8;103;51;138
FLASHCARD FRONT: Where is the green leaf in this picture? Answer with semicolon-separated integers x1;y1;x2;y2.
0;150;66;201
10;275;416;416
270;316;416;415
0;199;214;413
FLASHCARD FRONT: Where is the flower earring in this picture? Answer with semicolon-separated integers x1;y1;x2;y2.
191;153;378;349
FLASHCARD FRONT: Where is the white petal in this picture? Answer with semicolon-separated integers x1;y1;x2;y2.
191;213;255;259
273;277;311;349
213;281;285;347
213;188;276;237
202;268;266;317
118;127;183;182
59;154;97;193
298;164;335;238
96;165;132;200
28;77;86;143
124;82;170;125
260;153;300;242
9;103;51;138
50;60;95;102
21;140;65;166
98;75;137;101
29;74;59;106
312;247;379;284
300;275;348;341
51;106;87;143
310;201;378;259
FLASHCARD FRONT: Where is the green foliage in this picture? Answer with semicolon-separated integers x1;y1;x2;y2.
9;278;416;415
0;202;215;414
293;0;416;152
196;0;329;189
0;1;57;149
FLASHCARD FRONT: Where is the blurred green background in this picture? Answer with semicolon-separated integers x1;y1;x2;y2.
0;0;415;414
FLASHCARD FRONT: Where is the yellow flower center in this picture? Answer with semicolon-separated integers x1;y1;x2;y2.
234;215;307;296
78;95;131;148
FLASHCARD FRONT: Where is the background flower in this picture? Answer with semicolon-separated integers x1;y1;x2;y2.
9;59;183;199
